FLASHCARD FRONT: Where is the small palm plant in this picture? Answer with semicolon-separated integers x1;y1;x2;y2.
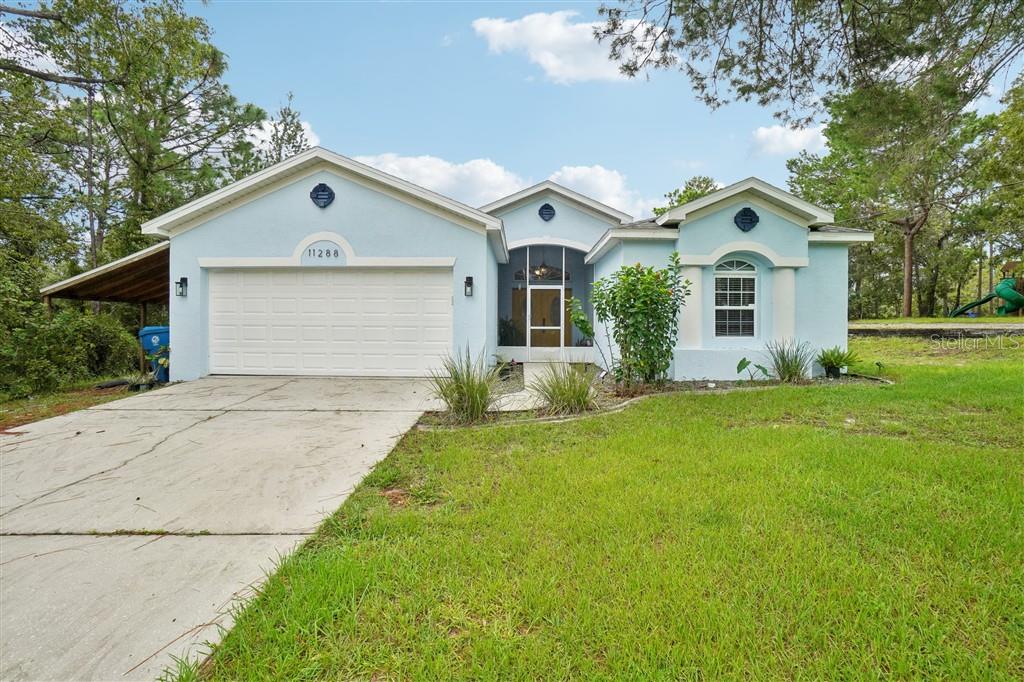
428;349;502;423
816;346;860;379
764;339;814;383
529;363;599;415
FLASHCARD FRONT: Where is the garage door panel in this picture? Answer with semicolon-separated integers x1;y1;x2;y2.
209;268;453;376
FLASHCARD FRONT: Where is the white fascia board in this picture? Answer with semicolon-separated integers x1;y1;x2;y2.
808;231;874;243
654;177;834;226
481;180;633;224
141;147;503;237
584;228;678;264
488;224;509;264
40;241;169;295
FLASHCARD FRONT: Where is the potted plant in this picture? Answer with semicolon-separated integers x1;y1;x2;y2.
816;346;860;379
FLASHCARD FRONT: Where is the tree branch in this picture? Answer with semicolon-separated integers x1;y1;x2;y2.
0;4;62;21
0;59;122;86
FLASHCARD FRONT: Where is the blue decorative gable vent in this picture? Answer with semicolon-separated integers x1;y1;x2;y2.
310;183;335;209
538;203;556;222
734;207;759;232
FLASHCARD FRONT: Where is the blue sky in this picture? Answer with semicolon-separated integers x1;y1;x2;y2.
191;1;1008;218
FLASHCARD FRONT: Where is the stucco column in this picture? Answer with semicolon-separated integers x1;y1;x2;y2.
679;265;703;348
772;266;796;340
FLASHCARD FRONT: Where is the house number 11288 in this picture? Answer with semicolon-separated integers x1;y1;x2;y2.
307;247;340;258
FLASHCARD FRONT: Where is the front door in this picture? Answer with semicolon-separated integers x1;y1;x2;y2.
529;285;561;358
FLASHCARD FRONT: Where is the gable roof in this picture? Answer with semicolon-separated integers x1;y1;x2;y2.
808;225;874;243
479;180;633;224
140;147;507;260
654;177;834;227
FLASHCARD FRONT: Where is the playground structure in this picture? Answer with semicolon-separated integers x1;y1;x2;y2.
950;262;1024;318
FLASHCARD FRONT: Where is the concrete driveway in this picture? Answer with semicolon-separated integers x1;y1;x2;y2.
0;376;437;680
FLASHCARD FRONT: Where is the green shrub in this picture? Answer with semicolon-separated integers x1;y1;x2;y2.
590;252;691;385
530;363;598;415
428;349;502;423
816;346;860;371
0;310;138;398
764;339;814;383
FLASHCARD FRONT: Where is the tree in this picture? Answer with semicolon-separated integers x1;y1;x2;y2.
4;0;267;261
652;175;717;217
0;1;297;396
596;0;1024;124
788;84;996;317
226;92;314;180
0;1;123;87
980;77;1024;265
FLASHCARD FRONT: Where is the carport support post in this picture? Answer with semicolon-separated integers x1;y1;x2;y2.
138;303;147;371
43;296;52;318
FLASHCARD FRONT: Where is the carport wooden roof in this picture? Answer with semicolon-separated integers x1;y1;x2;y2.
40;241;169;304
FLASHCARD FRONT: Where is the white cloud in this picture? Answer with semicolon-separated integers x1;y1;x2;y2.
440;34;454;48
549;165;657;218
348;153;657;217
472;11;623;84
353;153;528;207
751;124;826;155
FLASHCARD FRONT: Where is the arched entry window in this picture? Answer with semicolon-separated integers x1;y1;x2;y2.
714;259;756;337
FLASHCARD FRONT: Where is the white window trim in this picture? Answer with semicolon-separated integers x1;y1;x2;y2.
713;260;757;339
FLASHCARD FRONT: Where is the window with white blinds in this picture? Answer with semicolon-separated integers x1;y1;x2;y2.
714;260;756;337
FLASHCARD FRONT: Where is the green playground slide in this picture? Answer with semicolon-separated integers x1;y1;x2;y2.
949;277;1024;317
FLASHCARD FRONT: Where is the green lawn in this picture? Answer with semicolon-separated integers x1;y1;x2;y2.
0;379;129;432
186;337;1023;680
851;315;1024;324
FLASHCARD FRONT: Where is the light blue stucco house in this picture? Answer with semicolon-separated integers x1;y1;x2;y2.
138;147;871;381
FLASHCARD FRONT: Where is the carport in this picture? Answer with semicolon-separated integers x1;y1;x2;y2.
39;241;170;369
39;240;170;323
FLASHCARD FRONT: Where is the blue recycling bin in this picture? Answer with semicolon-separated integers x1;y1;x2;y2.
139;326;170;383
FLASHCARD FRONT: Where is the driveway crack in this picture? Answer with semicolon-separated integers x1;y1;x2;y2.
0;411;226;519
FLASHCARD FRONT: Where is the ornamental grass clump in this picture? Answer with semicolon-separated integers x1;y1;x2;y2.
764;339;814;383
428;349;502;423
530;363;599;415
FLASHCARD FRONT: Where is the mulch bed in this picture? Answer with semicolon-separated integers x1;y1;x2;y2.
419;373;887;430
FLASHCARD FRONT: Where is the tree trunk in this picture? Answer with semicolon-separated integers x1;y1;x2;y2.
902;232;915;317
988;241;995;314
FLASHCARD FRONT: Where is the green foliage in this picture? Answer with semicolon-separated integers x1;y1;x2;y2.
591;252;691;384
529;363;599;415
597;0;1024;125
981;76;1024;264
567;296;595;340
816;346;861;371
226;92;313;181
0;310;138;399
567;295;615;371
428;349;502;423
763;339;814;383
736;357;770;381
653;175;718;217
787;82;999;318
0;1;309;402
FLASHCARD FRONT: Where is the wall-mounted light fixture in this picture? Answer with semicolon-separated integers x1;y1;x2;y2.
174;277;188;297
464;276;474;297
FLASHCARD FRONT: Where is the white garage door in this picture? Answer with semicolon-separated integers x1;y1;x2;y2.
208;268;452;376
